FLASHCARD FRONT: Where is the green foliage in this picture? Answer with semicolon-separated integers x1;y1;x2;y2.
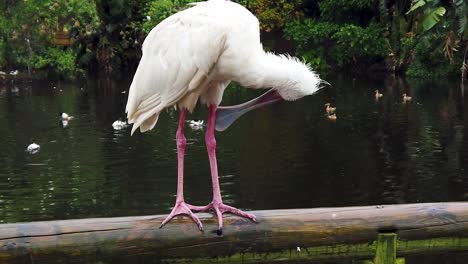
252;0;303;32
90;0;151;74
31;48;80;78
0;0;465;78
285;20;387;69
0;38;5;68
404;34;460;77
407;0;446;32
0;0;98;78
284;20;339;49
453;0;467;36
332;23;388;66
319;0;372;23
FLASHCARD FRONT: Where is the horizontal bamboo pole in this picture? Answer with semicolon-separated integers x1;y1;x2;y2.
1;202;468;263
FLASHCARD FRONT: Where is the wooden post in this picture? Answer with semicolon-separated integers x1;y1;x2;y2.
375;233;397;264
0;202;468;263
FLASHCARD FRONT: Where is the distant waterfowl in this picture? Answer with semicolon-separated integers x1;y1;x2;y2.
189;119;204;126
11;86;19;94
9;70;18;76
327;113;337;120
59;112;74;120
188;119;204;130
26;140;40;154
112;120;128;130
325;103;336;114
375;90;383;99
403;93;412;102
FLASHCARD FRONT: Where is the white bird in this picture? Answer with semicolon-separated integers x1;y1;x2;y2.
9;70;18;76
188;120;204;130
11;86;19;94
26;140;40;154
112;120;128;130
59;112;74;120
126;0;323;234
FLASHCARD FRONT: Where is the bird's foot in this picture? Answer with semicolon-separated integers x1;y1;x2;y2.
160;201;204;231
192;201;257;235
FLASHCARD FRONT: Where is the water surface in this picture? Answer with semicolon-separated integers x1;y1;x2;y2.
0;75;467;262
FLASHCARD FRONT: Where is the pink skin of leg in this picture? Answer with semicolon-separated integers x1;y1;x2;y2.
160;101;264;233
160;109;206;231
192;105;257;234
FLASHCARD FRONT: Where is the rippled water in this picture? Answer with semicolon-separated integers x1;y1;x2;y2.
1;76;467;223
0;76;467;262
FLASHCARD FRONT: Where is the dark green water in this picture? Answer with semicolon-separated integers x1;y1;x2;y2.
0;75;467;263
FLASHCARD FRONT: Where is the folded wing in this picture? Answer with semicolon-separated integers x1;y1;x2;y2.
126;3;227;135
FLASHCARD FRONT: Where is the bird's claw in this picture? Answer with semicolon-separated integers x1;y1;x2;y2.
204;202;257;235
160;201;204;231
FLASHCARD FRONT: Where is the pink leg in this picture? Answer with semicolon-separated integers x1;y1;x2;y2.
160;109;204;231
197;105;256;234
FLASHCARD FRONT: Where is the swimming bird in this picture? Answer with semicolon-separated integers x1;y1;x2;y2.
188;120;205;130
325;103;336;114
327;113;337;120
189;120;204;126
126;0;322;234
375;89;383;99
403;93;412;102
189;119;204;128
26;140;40;154
59;112;74;120
62;119;69;128
112;120;128;130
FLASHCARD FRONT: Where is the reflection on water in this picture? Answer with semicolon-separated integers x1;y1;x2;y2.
0;76;467;222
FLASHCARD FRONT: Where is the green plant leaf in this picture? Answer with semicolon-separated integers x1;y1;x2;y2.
422;6;446;31
406;0;426;14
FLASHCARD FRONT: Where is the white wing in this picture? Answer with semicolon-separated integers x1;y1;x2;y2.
126;2;227;135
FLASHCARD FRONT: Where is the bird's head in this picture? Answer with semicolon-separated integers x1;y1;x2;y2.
271;55;323;102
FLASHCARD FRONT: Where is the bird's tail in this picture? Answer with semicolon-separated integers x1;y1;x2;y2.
126;65;164;135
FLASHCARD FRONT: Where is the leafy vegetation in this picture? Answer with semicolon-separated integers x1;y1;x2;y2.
0;0;99;78
0;0;466;79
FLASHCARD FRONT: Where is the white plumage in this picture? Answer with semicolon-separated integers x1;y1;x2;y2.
126;0;323;233
60;112;73;120
26;142;40;153
189;119;204;130
126;0;321;135
112;120;128;130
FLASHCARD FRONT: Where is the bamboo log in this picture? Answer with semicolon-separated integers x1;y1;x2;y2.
1;202;468;263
